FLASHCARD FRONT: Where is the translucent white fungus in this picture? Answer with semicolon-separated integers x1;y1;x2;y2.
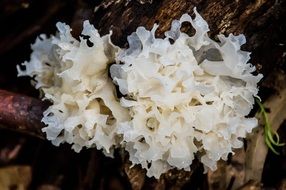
110;8;262;178
18;7;262;179
17;21;129;154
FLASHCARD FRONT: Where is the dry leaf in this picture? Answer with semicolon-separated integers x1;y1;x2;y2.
0;165;32;190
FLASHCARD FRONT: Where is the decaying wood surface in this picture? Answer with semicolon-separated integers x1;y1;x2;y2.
0;0;285;189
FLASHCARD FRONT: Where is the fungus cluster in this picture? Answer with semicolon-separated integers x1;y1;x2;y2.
17;8;262;178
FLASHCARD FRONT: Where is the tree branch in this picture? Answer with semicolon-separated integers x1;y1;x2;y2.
0;89;47;139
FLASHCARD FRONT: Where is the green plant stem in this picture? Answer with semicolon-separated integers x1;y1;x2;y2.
255;98;285;155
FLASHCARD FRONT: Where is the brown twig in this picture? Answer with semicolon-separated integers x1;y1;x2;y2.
0;89;47;139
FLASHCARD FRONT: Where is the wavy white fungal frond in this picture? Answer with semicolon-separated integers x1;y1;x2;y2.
110;8;262;178
18;21;129;154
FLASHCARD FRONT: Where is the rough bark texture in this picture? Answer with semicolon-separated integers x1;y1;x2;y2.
0;0;285;189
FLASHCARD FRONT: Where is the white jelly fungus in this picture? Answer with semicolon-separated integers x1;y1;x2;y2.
110;8;262;178
17;21;129;154
18;8;262;179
